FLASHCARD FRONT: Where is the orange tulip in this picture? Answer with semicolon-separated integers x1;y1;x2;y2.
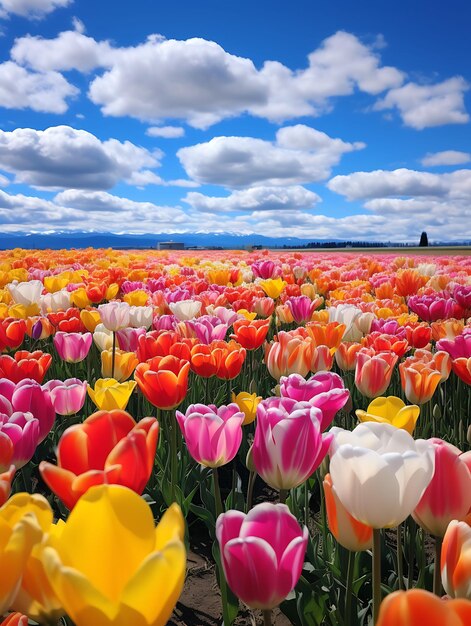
362;332;409;358
376;589;471;626
0;350;52;383
305;321;345;350
134;355;190;409
136;330;193;362
452;357;471;385
231;318;270;350
399;361;443;404
265;331;311;380
354;348;398;398
432;319;465;342
0;465;15;506
335;341;362;371
40;410;159;509
0;319;26;352
0;614;29;626
101;349;139;382
442;520;471;599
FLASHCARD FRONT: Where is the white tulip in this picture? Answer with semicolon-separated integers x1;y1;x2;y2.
7;280;43;306
169;299;202;321
329;422;435;529
129;306;153;329
40;289;71;313
93;323;113;352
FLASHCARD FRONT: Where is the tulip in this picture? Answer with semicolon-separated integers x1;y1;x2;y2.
0;465;15;506
305;321;346;350
335;341;362;371
216;502;308;609
53;331;92;363
362;331;409;358
354;348;398;398
40;289;71;313
408;294;463;322
286;296;317;324
0;412;40;471
279;371;349;430
6;379;55;443
29;316;54;340
98;301;131;331
328;304;373;342
123;290;150;307
186;316;228;344
40;410;159;509
307;343;335;373
253;397;332;490
129;305;153;329
329;422;435;528
265;331;311;380
252;297;275;318
176;403;244;467
7;280;43;306
134;355;190;410
231;391;261;425
101;349;139;382
0;351;52;384
376;589;471;626
79;308;102;332
259;278;286;299
0;319;27;352
356;396;420;435
323;473;373;551
93;323;114;351
413;440;471;537
168;299;202;321
432;319;465;341
399;361;443;404
252;260;281;279
452;358;471;385
116;326;146;352
88;378;136;411
43;379;87;416
0;492;46;614
442;520;471;599
231;318;270;350
41;485;186;626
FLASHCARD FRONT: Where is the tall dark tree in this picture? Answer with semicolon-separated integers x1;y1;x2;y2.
419;231;429;247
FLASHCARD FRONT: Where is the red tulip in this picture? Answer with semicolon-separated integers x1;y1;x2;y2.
134;355;190;409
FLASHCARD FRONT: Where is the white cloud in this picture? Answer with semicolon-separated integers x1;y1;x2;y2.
178;125;364;188
375;77;469;129
0;126;163;190
146;126;185;138
0;173;10;186
0;0;72;19
328;168;449;200
421;150;471;167
0;61;78;113
11;29;115;72
184;185;320;213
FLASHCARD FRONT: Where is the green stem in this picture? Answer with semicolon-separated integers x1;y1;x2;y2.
407;517;416;589
433;536;443;596
213;468;231;626
372;528;382;624
279;488;288;504
304;479;309;528
246;470;256;512
345;549;354;626
169;411;177;504
111;330;116;379
397;523;404;590
262;609;272;626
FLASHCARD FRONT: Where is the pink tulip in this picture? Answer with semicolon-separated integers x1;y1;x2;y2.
0;411;40;470
453;285;471;311
152;314;178;332
116;327;146;353
53;331;93;363
98;301;131;331
355;348;398;398
43;378;88;416
408;294;464;322
252;260;281;279
413;439;471;537
185;316;228;344
286;296;317;324
308;344;335;373
176;403;244;467
279;372;350;430
253;397;332;490
216;502;308;609
2;378;55;443
437;333;471;360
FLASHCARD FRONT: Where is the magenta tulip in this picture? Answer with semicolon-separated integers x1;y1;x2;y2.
0;411;40;471
216;502;308;609
413;439;471;537
176;403;244;467
286;296;317;324
436;333;471;360
252;397;332;490
116;327;146;353
43;378;88;416
1;378;55;442
53;331;93;363
185;316;228;344
279;372;350;429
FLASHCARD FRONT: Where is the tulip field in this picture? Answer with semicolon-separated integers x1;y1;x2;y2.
1;246;471;626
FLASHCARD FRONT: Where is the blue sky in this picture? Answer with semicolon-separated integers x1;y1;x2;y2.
0;0;470;241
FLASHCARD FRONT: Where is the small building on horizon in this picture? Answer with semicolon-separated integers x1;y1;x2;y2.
157;241;185;250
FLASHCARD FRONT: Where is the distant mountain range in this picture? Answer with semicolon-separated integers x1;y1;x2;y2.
0;231;319;250
0;231;469;250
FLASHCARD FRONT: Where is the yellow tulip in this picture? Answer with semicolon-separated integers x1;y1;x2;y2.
0;493;50;614
231;391;261;425
236;309;257;321
70;288;91;309
88;379;137;411
80;309;102;333
7;496;63;624
42;485;186;626
123;290;149;307
7;304;40;319
44;275;70;293
105;284;120;301
0;289;13;304
101;350;139;382
356;396;420;435
259;278;286;300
